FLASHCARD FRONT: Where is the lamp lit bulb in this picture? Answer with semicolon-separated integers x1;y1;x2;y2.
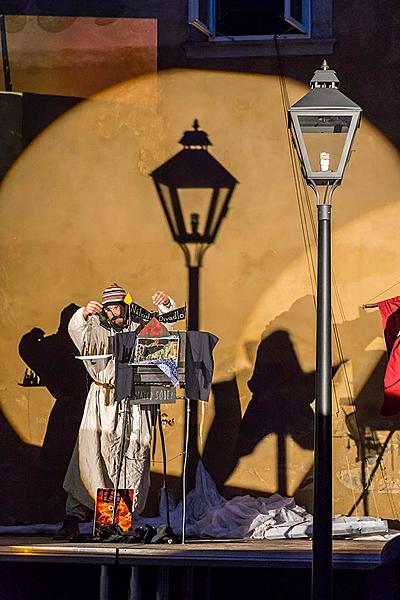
320;152;330;172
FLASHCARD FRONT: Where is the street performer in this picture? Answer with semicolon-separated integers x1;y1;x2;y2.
56;283;176;539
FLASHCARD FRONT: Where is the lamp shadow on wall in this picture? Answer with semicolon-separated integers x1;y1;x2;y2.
9;303;88;524
203;295;399;516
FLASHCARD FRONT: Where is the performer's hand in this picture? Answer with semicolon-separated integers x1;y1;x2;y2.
83;300;103;318
152;291;170;307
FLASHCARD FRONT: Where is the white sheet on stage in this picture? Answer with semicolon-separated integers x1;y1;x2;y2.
142;461;389;540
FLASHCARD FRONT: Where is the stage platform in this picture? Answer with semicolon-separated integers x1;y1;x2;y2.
0;536;385;570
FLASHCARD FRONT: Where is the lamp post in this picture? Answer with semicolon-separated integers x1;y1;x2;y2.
150;120;238;488
288;61;362;600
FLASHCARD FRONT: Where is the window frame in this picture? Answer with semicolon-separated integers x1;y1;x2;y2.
188;0;312;40
188;0;334;43
284;0;310;35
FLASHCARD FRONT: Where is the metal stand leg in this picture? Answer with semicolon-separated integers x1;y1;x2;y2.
112;397;130;523
156;566;170;600
204;567;212;600
99;565;110;600
157;406;171;528
182;398;191;544
129;566;141;600
183;567;194;600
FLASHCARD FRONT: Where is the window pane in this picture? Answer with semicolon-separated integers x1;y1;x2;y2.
289;0;303;22
217;0;289;36
298;115;352;172
176;188;216;237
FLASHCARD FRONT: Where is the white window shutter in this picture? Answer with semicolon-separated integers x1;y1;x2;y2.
188;0;213;36
284;0;310;34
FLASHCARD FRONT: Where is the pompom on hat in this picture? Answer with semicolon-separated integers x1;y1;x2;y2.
101;283;128;306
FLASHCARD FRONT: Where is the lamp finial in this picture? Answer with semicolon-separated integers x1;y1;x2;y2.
179;120;212;148
321;59;329;70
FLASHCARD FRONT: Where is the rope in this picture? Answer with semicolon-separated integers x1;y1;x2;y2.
274;36;317;304
365;280;400;304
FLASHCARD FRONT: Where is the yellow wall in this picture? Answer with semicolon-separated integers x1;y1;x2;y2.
1;67;400;518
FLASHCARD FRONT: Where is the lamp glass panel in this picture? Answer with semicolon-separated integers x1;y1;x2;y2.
176;188;216;236
208;187;231;237
298;115;352;173
159;183;179;237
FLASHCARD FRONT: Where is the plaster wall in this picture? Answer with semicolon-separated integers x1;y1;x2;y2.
0;65;400;520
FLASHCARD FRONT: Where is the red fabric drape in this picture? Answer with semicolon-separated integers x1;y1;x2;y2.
378;296;400;416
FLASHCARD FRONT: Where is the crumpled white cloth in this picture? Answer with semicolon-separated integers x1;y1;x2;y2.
138;462;388;540
137;460;312;539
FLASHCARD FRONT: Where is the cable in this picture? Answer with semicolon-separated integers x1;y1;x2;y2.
365;280;400;304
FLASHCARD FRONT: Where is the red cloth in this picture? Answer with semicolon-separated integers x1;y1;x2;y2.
378;296;400;416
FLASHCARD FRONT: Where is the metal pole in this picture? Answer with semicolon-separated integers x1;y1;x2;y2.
128;566;141;600
188;265;200;331
99;565;110;600
312;202;332;600
186;265;201;490
0;16;12;92
181;262;200;590
156;566;170;600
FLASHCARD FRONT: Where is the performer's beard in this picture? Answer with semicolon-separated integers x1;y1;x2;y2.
109;305;127;330
111;316;124;327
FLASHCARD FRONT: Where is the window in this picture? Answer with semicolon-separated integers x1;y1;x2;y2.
189;0;311;39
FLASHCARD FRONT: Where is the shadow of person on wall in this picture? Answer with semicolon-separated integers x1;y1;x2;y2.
202;377;243;493
236;330;316;496
18;303;88;522
202;295;384;508
202;329;316;499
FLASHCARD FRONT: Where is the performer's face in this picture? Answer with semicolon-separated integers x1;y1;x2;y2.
104;304;124;327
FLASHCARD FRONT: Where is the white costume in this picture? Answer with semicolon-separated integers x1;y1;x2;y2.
64;298;175;517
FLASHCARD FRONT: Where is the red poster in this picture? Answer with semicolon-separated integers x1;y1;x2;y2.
94;488;134;535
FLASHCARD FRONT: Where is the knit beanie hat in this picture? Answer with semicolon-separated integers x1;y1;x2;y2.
101;283;127;306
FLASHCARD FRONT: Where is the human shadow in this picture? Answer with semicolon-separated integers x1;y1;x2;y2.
18;303;88;522
203;328;316;499
203;295;386;509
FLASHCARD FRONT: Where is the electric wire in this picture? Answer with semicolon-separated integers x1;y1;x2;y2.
365;280;400;304
274;35;317;305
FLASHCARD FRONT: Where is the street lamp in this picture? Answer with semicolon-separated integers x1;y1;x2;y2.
288;61;362;600
150;119;238;488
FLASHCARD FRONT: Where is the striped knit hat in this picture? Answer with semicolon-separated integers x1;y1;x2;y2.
101;283;127;306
